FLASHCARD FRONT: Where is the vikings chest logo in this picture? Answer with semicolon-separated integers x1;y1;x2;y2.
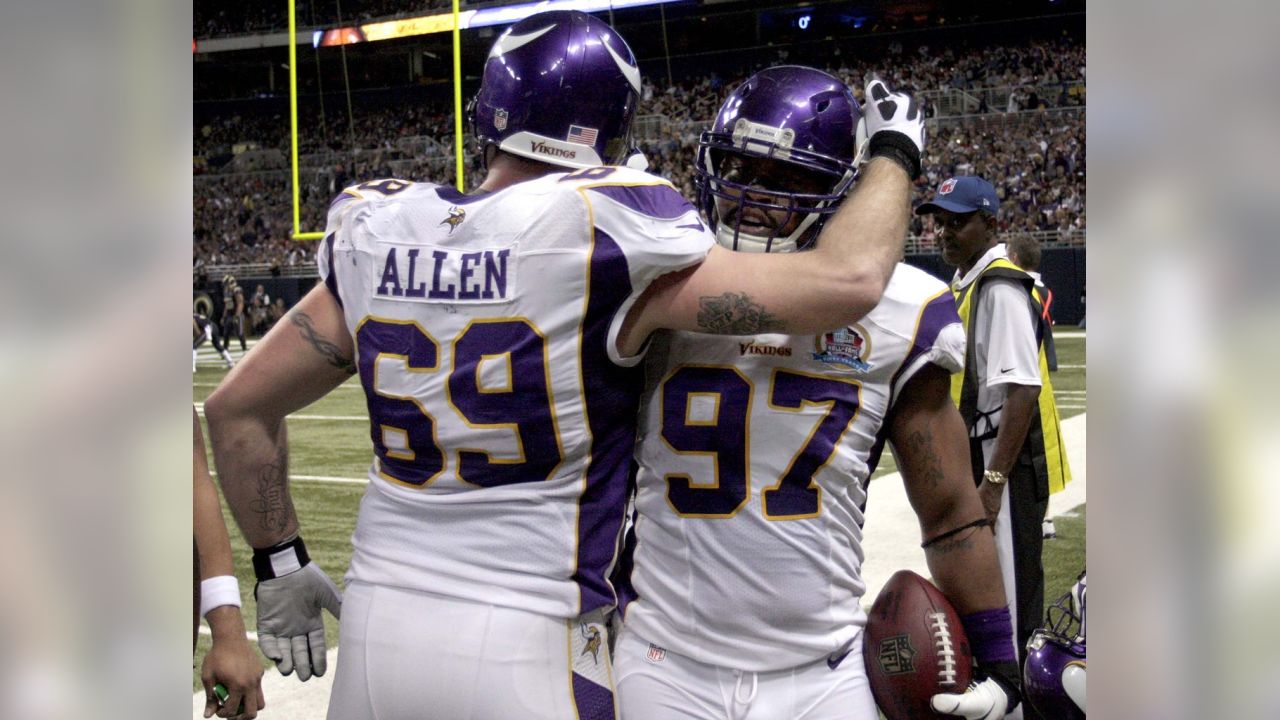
812;323;874;373
439;206;466;233
580;623;602;664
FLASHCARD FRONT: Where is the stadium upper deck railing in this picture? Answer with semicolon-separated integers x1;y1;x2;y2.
196;229;1085;280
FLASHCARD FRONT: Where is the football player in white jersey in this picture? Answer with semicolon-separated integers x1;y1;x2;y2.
614;66;1023;720
203;12;928;720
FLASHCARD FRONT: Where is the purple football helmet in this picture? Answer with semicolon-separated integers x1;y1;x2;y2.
470;10;641;169
696;65;861;253
1024;571;1086;719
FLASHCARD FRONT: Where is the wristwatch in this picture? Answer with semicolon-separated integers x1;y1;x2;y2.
983;470;1008;486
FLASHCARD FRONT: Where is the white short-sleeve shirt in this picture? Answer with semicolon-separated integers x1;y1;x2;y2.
952;244;1041;445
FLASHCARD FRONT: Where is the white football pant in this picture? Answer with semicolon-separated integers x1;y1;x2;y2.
327;581;619;720
615;625;877;720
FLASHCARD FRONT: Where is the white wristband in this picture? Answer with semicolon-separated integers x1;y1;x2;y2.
200;575;242;619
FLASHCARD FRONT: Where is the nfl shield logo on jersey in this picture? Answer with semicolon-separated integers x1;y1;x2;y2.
812;324;874;373
494;108;508;131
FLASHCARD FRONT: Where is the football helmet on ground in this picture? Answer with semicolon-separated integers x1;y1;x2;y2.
1023;571;1086;718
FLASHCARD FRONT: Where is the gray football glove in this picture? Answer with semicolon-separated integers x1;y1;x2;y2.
861;73;925;178
255;561;341;682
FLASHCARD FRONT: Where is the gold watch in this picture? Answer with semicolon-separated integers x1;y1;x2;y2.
983;470;1008;486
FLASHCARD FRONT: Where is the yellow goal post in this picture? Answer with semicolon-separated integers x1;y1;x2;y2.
287;0;467;241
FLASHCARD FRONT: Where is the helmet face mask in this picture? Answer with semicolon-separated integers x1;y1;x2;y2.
470;10;641;170
696;66;859;254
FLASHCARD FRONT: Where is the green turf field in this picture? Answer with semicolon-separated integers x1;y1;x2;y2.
192;332;1086;691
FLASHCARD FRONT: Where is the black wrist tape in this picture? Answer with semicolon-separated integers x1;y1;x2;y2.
868;131;922;179
252;536;310;581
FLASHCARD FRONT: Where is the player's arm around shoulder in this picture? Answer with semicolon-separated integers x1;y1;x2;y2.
622;157;911;351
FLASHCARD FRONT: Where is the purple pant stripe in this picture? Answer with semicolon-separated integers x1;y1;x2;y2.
572;673;617;720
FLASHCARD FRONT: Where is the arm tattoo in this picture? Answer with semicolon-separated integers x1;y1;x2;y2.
696;292;783;334
903;428;945;489
925;531;977;557
291;310;356;374
251;444;294;534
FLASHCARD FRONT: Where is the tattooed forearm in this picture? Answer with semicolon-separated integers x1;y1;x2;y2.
251;444;294;534
902;427;945;489
697;292;783;335
291;310;357;373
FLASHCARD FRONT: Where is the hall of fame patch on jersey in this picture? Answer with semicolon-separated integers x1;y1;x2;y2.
812;323;874;373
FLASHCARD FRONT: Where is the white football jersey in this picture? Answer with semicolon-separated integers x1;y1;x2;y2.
316;167;714;619
622;263;964;671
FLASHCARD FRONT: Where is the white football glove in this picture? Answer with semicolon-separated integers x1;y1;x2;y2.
255;562;342;682
860;73;925;177
931;677;1010;720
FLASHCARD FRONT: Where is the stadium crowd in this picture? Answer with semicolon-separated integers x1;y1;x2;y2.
194;37;1084;269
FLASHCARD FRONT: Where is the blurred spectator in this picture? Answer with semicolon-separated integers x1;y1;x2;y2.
249;284;271;335
269;298;287;329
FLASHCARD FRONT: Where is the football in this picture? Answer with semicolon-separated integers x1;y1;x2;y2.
863;570;973;720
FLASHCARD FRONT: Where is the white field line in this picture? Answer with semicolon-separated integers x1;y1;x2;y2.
193;380;364;389
208;469;368;486
192;403;366;422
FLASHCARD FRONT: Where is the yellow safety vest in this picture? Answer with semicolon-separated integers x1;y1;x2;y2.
951;257;1072;496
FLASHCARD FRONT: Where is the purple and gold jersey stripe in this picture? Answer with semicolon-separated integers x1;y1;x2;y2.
587;183;698;221
574;228;644;613
572;673;617;720
321;232;343;308
888;289;961;402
